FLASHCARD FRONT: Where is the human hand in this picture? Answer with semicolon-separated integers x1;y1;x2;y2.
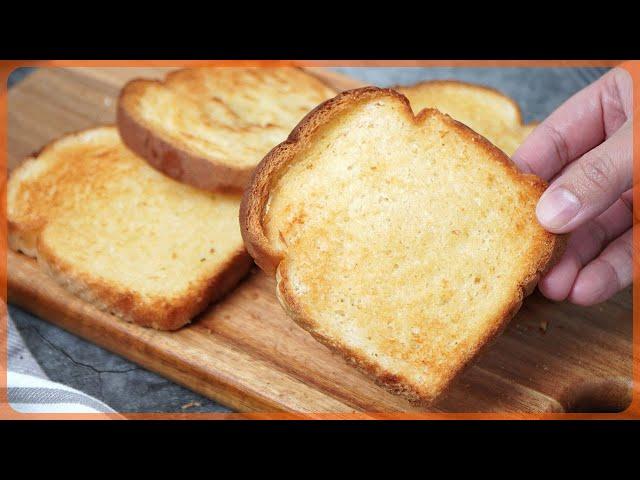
512;68;634;306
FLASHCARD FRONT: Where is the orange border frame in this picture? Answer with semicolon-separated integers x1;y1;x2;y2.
0;59;637;420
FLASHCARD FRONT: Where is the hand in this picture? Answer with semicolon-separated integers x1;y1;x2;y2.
512;68;634;306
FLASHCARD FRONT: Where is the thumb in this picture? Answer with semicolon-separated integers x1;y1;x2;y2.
536;120;632;234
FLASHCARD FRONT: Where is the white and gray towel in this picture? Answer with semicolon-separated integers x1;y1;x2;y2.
6;312;118;415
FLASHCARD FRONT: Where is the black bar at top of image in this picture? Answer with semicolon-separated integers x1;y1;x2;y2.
2;4;638;60
0;22;638;60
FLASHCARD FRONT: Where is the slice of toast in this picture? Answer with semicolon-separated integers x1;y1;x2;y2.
397;80;536;156
241;88;565;404
8;127;252;330
117;67;336;192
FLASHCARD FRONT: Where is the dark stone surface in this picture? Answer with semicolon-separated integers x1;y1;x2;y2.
331;67;609;124
10;306;228;413
7;66;610;412
8;67;36;88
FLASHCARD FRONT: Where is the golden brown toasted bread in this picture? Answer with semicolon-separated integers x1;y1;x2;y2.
117;67;336;192
8;127;252;330
397;80;536;156
240;87;564;404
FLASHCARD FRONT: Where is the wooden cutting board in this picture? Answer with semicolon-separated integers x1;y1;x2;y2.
6;67;634;415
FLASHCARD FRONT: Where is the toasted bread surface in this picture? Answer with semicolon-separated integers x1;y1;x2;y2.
241;88;564;403
397;80;536;156
118;67;336;192
8;127;252;330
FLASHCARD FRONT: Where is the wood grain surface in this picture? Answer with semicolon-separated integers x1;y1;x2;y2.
6;67;634;414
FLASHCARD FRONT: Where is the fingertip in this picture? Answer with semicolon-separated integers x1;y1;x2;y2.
537;254;580;301
511;148;534;175
567;259;618;306
510;124;556;180
538;281;567;302
535;187;582;234
567;287;602;307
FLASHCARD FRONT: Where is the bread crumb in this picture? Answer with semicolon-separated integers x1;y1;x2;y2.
539;320;548;334
181;401;202;410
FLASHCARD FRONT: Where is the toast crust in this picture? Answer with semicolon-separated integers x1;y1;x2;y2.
396;79;539;156
118;95;253;194
396;79;528;123
9;126;253;331
241;87;566;404
118;68;336;192
35;236;251;330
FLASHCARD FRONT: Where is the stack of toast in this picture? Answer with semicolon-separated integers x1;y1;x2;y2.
9;68;335;331
8;68;562;404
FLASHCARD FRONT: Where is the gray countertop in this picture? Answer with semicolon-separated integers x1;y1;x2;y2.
7;66;610;413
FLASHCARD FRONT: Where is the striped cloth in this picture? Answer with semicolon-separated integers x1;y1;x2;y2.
6;311;118;415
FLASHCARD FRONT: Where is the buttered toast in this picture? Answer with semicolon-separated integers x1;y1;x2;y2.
241;88;564;403
397;80;536;156
117;67;336;192
8;127;252;330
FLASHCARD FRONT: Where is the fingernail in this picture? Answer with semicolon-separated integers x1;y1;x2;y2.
536;188;581;230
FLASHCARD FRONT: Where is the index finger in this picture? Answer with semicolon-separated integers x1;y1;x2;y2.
512;67;632;181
